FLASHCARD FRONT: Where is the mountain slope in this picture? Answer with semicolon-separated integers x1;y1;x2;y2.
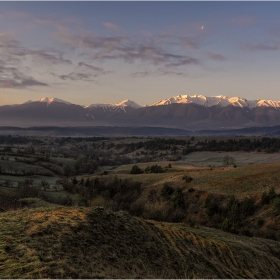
38;97;72;106
1;206;280;278
152;94;280;109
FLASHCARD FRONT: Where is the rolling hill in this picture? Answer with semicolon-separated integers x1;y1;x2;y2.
1;206;280;278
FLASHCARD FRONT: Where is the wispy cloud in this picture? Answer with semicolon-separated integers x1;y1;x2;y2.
131;71;150;78
0;32;72;66
103;22;121;31
242;42;280;51
25;50;72;65
56;33;199;68
51;61;110;81
206;52;226;61
0;65;48;88
131;69;187;78
0;32;71;88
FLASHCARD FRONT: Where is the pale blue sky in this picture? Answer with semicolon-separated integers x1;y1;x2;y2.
0;2;280;106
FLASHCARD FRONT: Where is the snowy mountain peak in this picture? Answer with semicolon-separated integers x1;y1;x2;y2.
114;99;142;108
87;99;142;109
38;97;72;105
151;95;280;109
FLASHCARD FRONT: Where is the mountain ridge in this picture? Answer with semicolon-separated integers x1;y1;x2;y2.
6;94;280;109
1;95;280;130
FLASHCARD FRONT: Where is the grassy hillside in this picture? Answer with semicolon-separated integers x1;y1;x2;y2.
1;206;280;279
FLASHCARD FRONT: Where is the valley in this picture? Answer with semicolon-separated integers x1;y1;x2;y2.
0;134;280;278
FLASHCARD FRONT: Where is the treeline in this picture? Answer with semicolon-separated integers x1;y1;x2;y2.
0;135;43;145
54;136;109;146
102;137;280;154
204;187;280;240
115;138;187;152
183;137;280;154
60;176;143;213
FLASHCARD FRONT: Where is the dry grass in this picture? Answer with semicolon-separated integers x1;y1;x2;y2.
1;206;280;279
188;162;280;198
89;159;280;199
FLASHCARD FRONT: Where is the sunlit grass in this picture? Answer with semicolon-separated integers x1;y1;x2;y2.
0;206;280;278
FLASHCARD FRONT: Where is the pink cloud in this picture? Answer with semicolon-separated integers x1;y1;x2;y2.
103;22;121;31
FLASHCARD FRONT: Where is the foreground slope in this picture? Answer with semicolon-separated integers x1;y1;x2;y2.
1;207;280;278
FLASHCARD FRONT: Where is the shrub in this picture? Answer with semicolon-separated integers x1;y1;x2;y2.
240;227;253;237
144;165;151;173
221;218;238;234
223;155;236;166
261;187;277;205
182;174;193;183
150;164;164;173
240;197;255;217
172;187;186;209
130;165;143;174
268;187;277;201
226;196;240;223
161;183;175;200
271;197;280;216
261;191;270;205
205;196;222;217
257;218;265;227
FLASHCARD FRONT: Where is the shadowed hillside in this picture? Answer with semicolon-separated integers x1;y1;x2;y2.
1;206;280;278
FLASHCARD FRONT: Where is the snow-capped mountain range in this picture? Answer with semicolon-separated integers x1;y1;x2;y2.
2;94;280;130
151;95;280;109
19;94;280;109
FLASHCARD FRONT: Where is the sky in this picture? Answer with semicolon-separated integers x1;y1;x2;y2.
0;1;280;107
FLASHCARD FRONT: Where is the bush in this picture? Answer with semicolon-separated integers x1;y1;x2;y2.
240;197;255;217
221;218;238;234
223;155;236;166
257;218;265;227
172;187;186;209
150;164;165;173
271;197;280;216
226;196;240;223
240;227;253;237
161;183;174;200
144;165;151;173
205;196;222;217
182;174;193;183
261;187;277;205
130;165;143;174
